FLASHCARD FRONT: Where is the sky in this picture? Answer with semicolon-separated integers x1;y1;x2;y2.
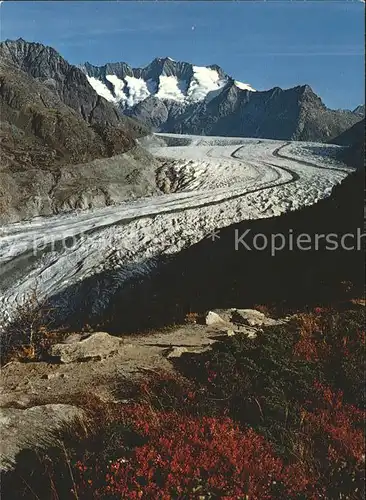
0;0;364;110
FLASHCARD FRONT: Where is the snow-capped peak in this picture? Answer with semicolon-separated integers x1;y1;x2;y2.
234;80;256;92
83;57;255;109
187;66;228;102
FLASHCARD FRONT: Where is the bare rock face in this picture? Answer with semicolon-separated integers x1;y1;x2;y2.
0;39;158;223
0;404;83;471
166;344;212;358
166;346;189;359
0;38;148;137
49;332;124;363
331;119;365;169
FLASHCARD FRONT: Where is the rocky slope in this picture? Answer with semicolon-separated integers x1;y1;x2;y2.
0;38;149;138
0;40;159;223
353;104;365;117
0;308;280;472
82;56;363;142
331;118;365;147
331;118;365;168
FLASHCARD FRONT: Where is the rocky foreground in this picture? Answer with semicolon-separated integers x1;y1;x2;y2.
0;307;301;471
0;303;364;500
0;308;279;470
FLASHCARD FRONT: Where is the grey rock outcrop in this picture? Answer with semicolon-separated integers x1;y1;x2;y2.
206;308;280;328
231;308;279;327
0;404;84;471
49;332;124;363
205;311;230;327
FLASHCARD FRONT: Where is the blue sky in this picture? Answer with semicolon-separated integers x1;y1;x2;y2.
0;1;364;109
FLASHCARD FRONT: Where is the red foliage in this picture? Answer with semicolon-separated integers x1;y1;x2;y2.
293;312;327;361
293;332;331;362
314;307;325;314
293;335;319;361
293;311;364;364
304;382;365;466
74;406;311;499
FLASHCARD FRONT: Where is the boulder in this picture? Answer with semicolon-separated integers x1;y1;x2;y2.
62;333;85;344
205;311;229;327
0;404;83;471
49;332;123;363
230;325;258;339
231;309;278;327
167;346;189;359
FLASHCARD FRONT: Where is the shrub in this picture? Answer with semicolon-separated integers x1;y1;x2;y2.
300;382;365;498
184;311;199;324
73;407;312;499
294;309;365;407
1;289;59;364
173;307;365;498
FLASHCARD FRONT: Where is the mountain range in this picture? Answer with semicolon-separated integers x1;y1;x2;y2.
0;38;364;222
82;57;364;142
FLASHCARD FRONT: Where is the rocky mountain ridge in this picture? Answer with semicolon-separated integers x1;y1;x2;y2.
0;39;158;223
0;38;149;137
82;55;364;142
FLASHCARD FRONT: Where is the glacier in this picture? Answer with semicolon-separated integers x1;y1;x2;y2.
0;135;353;328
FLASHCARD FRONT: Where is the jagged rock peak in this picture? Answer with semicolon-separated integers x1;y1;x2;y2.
80;55;255;109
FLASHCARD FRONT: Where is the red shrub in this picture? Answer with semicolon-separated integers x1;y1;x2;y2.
293;335;320;361
293;333;332;362
293;312;326;361
74;406;311;499
304;382;365;465
293;311;364;366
